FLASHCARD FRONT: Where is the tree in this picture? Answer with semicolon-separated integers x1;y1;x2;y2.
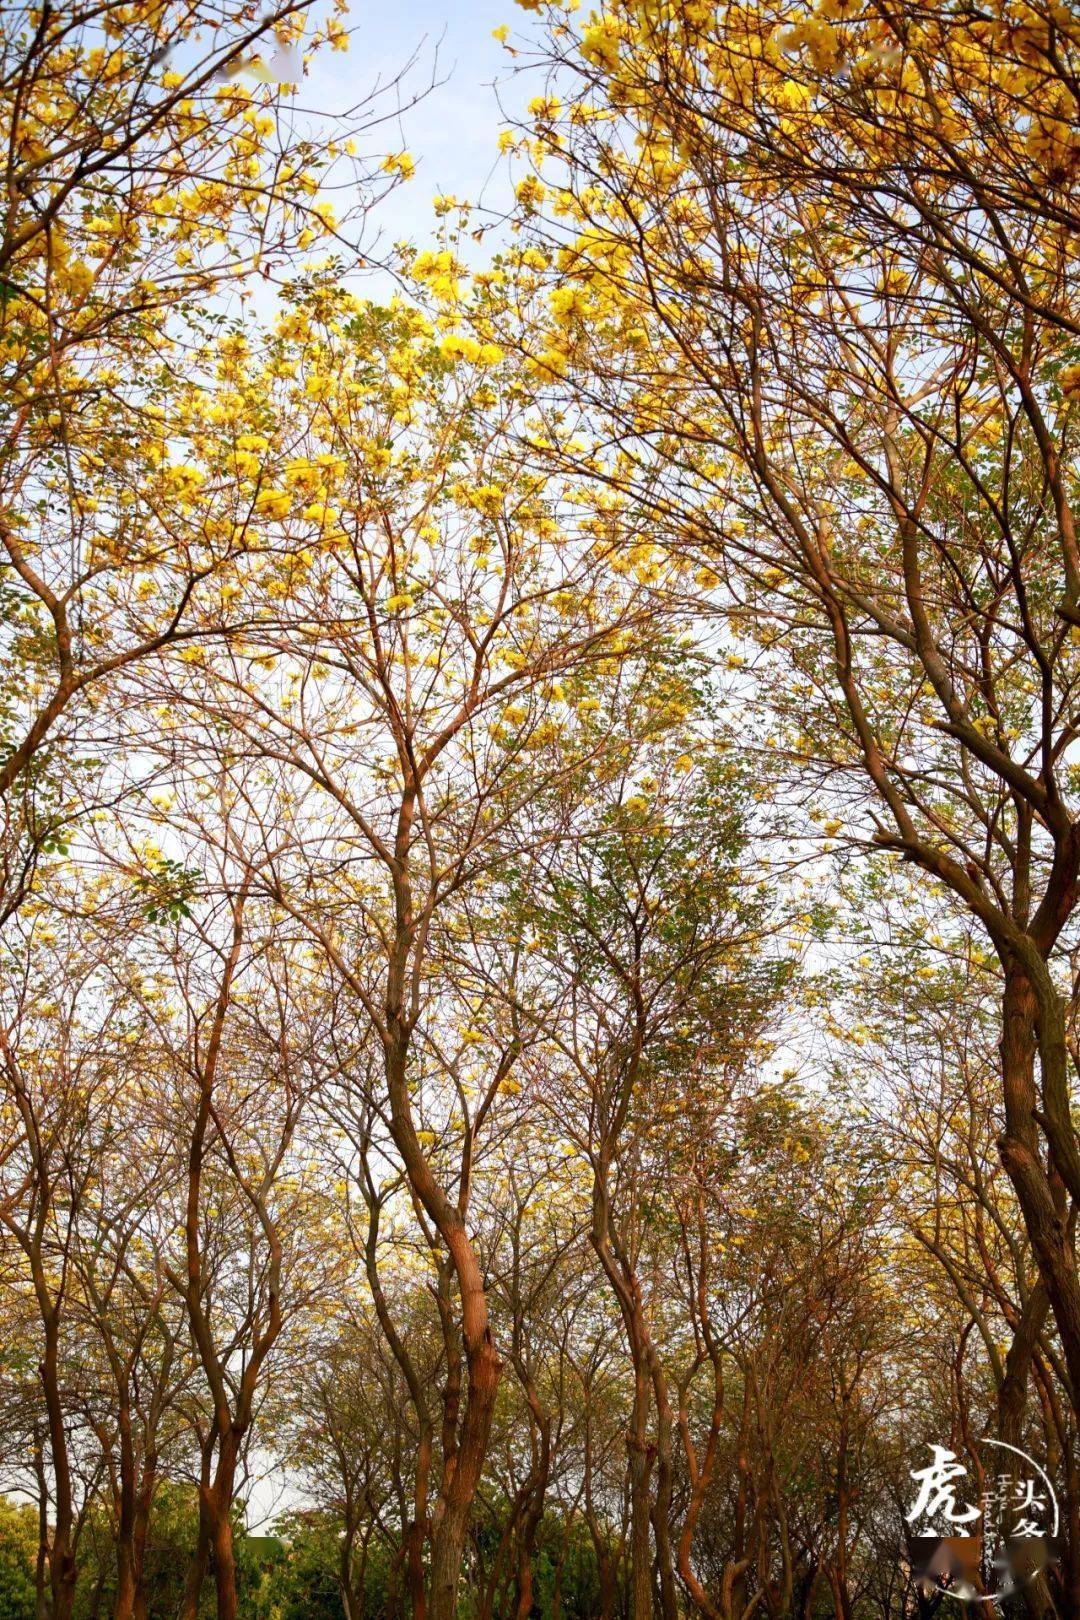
136;271;674;1619
0;0;409;918
475;659;794;1618
504;0;1080;1461
0;898;136;1620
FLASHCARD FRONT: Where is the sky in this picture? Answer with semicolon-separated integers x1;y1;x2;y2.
299;0;524;270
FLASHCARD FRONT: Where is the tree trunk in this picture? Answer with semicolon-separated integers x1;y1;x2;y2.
627;1363;655;1620
210;1490;238;1620
646;1348;678;1620
113;1398;137;1620
999;965;1080;1423
130;1455;156;1620
404;1517;427;1620
41;1314;77;1620
999;1282;1050;1447
512;1465;549;1620
341;1528;359;1620
676;1361;725;1620
584;1424;615;1620
179;1511;210;1620
426;1325;501;1620
32;1428;49;1620
384;991;502;1620
597;1543;616;1620
114;1540;136;1620
827;1567;854;1620
513;1478;549;1620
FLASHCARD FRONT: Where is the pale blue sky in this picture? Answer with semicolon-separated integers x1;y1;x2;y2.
303;0;525;259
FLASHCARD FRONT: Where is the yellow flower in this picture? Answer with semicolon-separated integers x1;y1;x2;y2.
440;333;482;363
581;22;620;72
516;174;546;209
469;484;505;518
283;458;319;489
528;348;569;379
383;150;416;180
254;488;292;519
163;463;205;493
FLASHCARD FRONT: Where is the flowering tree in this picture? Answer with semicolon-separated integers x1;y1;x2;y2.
502;0;1080;1444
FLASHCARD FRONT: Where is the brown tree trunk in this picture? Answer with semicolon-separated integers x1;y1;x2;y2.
384;967;503;1620
513;1548;534;1620
597;1543;616;1620
41;1314;77;1620
361;1176;431;1620
204;1439;241;1620
476;1511;513;1620
426;1321;501;1620
112;1398;137;1620
513;1476;548;1620
509;1362;552;1620
179;1510;211;1620
999;1282;1050;1448
627;1362;655;1620
731;1384;752;1620
998;965;1080;1423
676;1357;725;1619
584;1423;615;1620
33;1428;49;1620
646;1347;679;1620
832;1410;853;1620
341;1544;359;1620
551;1550;564;1620
211;1503;238;1620
827;1567;854;1620
130;1454;156;1620
590;1153;657;1620
114;1539;136;1620
404;1517;428;1620
512;1465;549;1620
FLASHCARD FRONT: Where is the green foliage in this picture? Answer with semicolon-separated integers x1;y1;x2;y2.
134;854;202;924
262;1515;346;1620
0;1500;36;1620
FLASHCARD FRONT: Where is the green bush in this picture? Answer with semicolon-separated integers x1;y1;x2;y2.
0;1499;37;1620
